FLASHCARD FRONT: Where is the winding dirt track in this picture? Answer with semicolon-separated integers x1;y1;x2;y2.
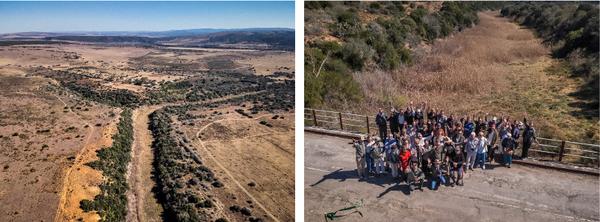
54;96;116;222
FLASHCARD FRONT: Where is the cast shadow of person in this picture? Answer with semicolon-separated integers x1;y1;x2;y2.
310;168;397;188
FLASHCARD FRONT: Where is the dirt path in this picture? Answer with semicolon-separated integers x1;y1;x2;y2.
54;96;118;222
125;106;165;222
124;92;266;221
189;112;295;221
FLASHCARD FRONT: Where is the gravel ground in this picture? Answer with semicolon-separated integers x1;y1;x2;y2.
304;133;600;222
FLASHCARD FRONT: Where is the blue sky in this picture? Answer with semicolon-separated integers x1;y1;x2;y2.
0;1;294;34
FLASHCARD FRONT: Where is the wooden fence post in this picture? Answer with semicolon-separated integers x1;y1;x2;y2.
338;112;343;131
312;109;318;127
558;140;566;162
366;116;370;135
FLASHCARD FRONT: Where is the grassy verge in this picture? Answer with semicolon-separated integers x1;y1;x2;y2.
80;109;133;221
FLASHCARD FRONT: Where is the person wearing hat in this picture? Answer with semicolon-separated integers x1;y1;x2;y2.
353;136;367;178
371;140;385;176
501;133;516;168
465;132;478;170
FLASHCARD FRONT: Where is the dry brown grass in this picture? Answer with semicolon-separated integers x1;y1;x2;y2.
348;11;598;141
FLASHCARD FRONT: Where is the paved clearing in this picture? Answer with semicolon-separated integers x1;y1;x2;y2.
304;133;600;222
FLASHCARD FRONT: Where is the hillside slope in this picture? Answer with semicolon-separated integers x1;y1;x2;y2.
309;9;598;142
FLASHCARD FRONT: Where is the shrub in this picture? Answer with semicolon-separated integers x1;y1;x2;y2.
80;109;132;221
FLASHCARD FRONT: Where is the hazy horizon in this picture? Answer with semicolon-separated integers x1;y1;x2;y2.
0;1;295;34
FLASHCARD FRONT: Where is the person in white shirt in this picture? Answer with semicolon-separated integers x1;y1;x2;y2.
476;132;488;169
465;132;478;170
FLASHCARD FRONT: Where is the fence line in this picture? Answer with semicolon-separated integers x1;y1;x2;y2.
305;108;600;168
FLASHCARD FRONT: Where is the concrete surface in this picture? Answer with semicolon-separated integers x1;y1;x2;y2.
304;133;600;222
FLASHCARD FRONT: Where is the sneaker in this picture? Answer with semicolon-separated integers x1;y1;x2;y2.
507;165;511;168
482;165;486;170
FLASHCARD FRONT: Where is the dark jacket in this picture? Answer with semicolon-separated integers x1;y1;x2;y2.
376;112;387;128
389;112;399;130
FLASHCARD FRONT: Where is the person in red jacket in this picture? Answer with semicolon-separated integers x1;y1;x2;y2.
399;142;412;182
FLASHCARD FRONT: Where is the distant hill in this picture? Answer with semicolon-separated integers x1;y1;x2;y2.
0;28;295;50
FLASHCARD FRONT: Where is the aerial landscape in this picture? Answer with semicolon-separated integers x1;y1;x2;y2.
0;2;294;222
304;2;598;222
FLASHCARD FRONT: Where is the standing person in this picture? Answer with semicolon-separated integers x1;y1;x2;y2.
476;132;488;169
384;134;397;172
365;136;376;176
398;108;406;135
376;109;388;141
371;141;385;176
450;147;465;186
502;133;516;168
353;137;367;178
465;132;478;170
487;124;499;163
399;143;412;182
389;144;401;178
442;139;455;176
463;117;475;138
389;108;400;135
512;121;521;150
407;161;425;191
452;128;466;155
522;122;538;159
428;108;436;123
405;105;415;127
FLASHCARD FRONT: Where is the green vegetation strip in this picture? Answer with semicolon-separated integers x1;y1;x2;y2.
150;108;223;221
80;109;133;222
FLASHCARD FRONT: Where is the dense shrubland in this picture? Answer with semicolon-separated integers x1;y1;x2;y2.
501;2;599;109
149;109;223;221
305;1;504;108
80;109;132;221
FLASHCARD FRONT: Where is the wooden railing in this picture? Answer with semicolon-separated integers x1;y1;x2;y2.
305;108;600;168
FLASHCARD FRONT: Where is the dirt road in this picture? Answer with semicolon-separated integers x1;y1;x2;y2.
126;106;164;222
190;112;295;222
304;133;600;222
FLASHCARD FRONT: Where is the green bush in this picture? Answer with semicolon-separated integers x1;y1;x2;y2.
81;109;133;222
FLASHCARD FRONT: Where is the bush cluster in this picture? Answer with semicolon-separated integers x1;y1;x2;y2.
305;2;502;108
149;109;219;221
80;109;133;222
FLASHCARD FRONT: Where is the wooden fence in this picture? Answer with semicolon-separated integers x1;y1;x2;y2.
305;108;600;168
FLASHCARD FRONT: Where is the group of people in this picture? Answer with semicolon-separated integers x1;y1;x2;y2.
353;102;539;191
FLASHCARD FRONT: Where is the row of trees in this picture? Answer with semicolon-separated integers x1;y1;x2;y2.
305;2;503;108
80;109;133;221
149;109;224;222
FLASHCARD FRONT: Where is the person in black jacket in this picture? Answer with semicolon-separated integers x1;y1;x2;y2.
522;121;538;159
376;109;387;140
389;108;400;135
